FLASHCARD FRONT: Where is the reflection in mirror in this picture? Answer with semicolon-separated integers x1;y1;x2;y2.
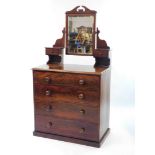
67;16;94;55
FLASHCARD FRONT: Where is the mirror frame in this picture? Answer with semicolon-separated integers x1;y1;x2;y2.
65;6;96;56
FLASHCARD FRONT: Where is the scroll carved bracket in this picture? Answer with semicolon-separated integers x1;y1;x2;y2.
53;28;65;48
96;28;109;49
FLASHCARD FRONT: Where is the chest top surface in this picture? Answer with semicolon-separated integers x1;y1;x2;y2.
32;64;108;75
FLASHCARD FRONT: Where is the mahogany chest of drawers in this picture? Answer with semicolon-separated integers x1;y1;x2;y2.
32;64;110;147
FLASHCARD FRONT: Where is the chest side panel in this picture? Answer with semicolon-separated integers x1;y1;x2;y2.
99;68;111;139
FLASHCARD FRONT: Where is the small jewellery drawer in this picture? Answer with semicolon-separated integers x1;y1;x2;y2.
34;84;100;107
35;101;99;123
35;115;99;141
33;71;100;90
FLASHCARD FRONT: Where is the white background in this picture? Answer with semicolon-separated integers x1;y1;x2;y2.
0;0;154;155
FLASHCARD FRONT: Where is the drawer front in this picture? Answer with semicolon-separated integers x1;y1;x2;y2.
33;71;100;90
34;84;100;107
35;101;99;124
35;115;99;141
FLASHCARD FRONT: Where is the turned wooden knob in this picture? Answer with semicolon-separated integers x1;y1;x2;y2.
80;109;85;115
79;79;85;85
45;105;52;112
46;122;52;128
44;77;51;83
45;90;51;96
80;128;85;133
78;93;84;99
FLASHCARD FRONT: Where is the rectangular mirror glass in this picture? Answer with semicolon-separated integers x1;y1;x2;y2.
67;16;94;55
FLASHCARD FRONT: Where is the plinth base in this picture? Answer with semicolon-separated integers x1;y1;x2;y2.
33;128;110;148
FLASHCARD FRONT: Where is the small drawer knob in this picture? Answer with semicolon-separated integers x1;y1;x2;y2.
46;122;53;128
45;90;51;96
80;109;85;115
45;105;52;112
79;79;85;85
44;77;51;83
78;93;84;99
80;128;85;133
